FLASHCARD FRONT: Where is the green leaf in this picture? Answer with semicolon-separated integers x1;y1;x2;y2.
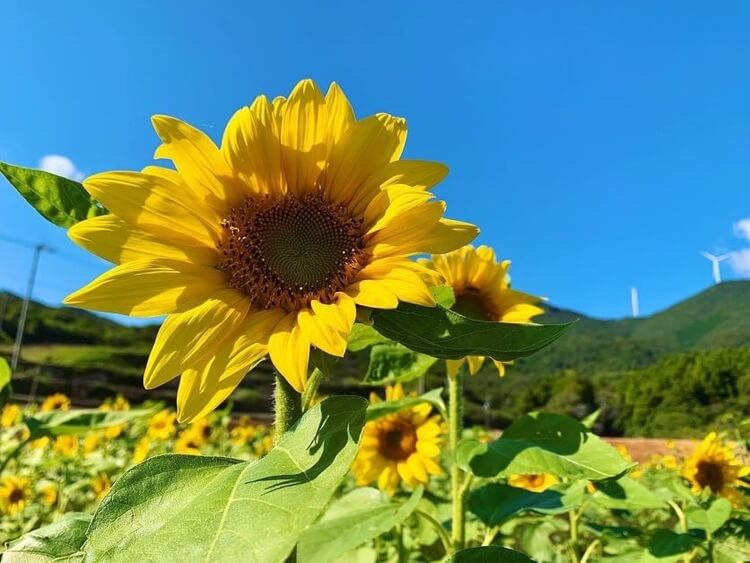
370;302;572;361
363;343;437;385
24;409;152;438
0;356;11;409
456;412;633;481
431;285;455;308
448;546;535;562
467;483;569;527
687;497;732;534
366;387;446;421
648;529;701;558
347;323;390;352
0;161;105;228
82;396;367;562
298;486;422;563
2;512;90;562
592;476;667;509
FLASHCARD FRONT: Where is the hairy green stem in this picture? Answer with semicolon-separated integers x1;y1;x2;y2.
569;510;580;563
301;368;323;412
274;373;302;443
414;508;453;554
448;368;466;550
580;539;601;563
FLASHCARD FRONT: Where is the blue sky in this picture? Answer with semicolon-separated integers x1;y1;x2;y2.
2;1;750;323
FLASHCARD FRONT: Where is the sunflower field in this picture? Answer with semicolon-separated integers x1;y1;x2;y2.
1;79;749;562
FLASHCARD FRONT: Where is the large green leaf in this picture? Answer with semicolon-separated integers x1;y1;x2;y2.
0;357;11;409
686;497;732;534
347;323;390;352
2;512;90;562
82;396;367;562
363;343;437;385
592;476;667;509
370;302;572;361
648;529;701;559
456;412;633;481
448;546;535;562
0;161;104;228
24;409;152;438
366;387;446;421
298;487;422;563
467;483;569;527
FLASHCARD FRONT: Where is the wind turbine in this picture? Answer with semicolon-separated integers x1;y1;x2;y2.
700;251;729;284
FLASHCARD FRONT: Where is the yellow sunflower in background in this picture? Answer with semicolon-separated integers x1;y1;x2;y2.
352;384;443;495
0;476;31;515
682;432;750;505
132;437;151;464
148;409;177;440
41;393;71;411
53;435;79;458
99;395;130;438
91;473;112;500
1;403;21;428
174;427;204;455
63;79;477;422
508;473;559;493
39;482;58;507
422;245;544;377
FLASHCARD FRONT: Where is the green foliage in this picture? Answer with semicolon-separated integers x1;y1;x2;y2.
449;546;534;562
370;302;572;361
686;498;732;535
2;512;90;562
366;387;446;421
298;487;422;563
363;343;437;385
591;476;667;510
0;161;105;228
456;412;633;480
347;323;388;352
0;356;11;408
82;396;366;562
24;409;152;438
467;483;575;527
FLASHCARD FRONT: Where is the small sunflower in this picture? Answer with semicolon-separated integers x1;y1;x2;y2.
682;432;750;505
1;403;21;428
99;395;130;438
174;428;203;455
254;433;275;458
148;409;177;440
422;245;544;378
39;482;58;507
0;476;31;515
507;473;559;493
41;393;71;411
63;79;477;422
230;415;258;446
84;433;102;454
91;473;112;500
53;435;79;457
352;384;443;495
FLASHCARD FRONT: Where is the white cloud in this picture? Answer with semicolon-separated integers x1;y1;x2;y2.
38;155;84;181
729;249;750;276
734;218;750;241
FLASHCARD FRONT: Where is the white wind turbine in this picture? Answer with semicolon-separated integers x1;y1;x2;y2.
699;251;730;284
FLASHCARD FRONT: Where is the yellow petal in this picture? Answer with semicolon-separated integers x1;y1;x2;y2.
325;114;407;205
64;259;225;316
346;279;399;309
354;263;435;307
446;359;465;378
152;115;241;209
144;289;250;389
371;215;479;258
416;440;441;458
297;294;356;357
407;454;428;483
83;171;222;247
324;82;355;155
280;79;327;195
267;312;311;392
221;98;283;196
68;215;218;265
467;355;485;375
362;185;434;234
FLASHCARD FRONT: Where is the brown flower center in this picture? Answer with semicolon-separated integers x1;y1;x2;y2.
453;288;494;321
218;192;368;311
695;460;726;493
378;420;418;461
8;488;25;504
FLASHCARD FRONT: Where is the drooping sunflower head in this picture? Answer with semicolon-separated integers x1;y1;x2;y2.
422;245;544;378
0;476;31;516
64;79;477;422
507;473;559;493
41;393;71;412
682;432;750;504
352;384;444;496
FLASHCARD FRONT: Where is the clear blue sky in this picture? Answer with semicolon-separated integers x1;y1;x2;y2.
2;1;750;323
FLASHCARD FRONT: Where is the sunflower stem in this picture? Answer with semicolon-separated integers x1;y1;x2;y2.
301;368;324;412
274;373;302;443
448;367;466;551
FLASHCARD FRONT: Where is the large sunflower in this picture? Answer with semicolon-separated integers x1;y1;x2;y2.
0;476;31;516
682;432;750;505
423;245;543;377
352;384;443;495
64;79;477;421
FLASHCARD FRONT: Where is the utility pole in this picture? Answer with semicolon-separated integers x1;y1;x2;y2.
10;243;53;371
